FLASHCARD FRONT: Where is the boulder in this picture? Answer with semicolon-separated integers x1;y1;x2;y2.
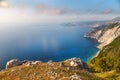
6;59;25;69
70;61;78;67
70;74;82;80
65;58;89;71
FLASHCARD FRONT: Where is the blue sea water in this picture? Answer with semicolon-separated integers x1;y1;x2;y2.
0;23;98;69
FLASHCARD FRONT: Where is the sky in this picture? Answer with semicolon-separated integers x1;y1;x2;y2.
0;0;120;23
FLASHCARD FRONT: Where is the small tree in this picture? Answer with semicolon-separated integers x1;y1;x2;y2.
61;61;65;67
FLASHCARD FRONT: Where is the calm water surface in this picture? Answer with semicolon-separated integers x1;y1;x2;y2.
0;23;98;69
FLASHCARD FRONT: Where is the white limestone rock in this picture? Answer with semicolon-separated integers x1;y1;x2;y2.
65;58;89;70
70;61;78;67
6;59;25;69
85;22;120;49
70;74;82;80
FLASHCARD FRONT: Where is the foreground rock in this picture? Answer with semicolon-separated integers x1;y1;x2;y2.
6;58;88;70
64;58;89;71
6;59;41;69
2;58;101;80
6;59;25;69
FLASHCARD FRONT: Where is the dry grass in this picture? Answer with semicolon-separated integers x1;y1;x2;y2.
0;62;101;80
94;70;120;80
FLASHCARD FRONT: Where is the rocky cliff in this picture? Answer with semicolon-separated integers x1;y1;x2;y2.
85;22;120;49
86;22;120;79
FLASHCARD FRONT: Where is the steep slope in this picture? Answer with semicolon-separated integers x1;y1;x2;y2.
88;36;120;72
86;22;120;80
88;36;120;80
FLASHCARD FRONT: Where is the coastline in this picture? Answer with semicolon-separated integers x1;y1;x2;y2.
93;50;100;58
93;45;102;58
88;44;100;61
84;22;120;60
84;35;100;61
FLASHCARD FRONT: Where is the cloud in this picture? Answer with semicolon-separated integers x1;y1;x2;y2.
0;8;62;24
0;1;119;24
36;4;65;15
0;1;65;14
0;2;68;23
36;4;49;10
103;9;113;14
0;1;9;8
41;8;64;15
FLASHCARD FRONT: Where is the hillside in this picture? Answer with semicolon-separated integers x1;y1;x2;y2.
0;58;101;80
85;22;120;79
88;36;120;72
88;36;120;79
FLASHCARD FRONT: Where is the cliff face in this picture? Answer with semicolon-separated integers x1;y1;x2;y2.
85;22;120;49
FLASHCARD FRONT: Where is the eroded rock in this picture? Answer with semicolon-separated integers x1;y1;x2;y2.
6;59;42;69
6;59;25;69
64;58;89;71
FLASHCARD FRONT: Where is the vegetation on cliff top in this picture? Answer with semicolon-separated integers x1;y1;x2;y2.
93;22;120;32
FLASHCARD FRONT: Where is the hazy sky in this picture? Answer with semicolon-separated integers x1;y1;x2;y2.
0;0;120;23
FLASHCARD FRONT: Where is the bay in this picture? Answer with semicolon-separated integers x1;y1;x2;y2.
0;23;98;69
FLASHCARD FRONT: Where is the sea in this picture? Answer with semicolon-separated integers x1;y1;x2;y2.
0;23;99;70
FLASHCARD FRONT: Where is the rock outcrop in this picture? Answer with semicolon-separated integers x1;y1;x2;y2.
6;59;25;69
85;22;120;49
5;58;88;71
6;59;42;69
64;58;89;71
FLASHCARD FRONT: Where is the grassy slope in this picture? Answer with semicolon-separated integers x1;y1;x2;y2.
88;36;120;79
94;70;120;80
88;36;120;72
88;23;120;79
0;62;101;80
